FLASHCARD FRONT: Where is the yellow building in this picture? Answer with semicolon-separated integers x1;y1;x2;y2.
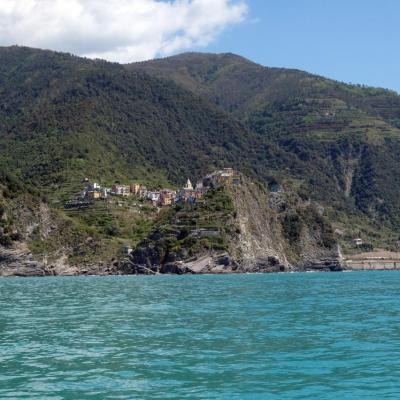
160;196;173;206
159;189;176;206
87;191;102;200
130;183;141;195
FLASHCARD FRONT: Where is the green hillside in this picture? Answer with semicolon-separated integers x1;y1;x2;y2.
132;52;400;230
2;46;400;269
0;46;278;266
0;46;268;193
131;52;400;123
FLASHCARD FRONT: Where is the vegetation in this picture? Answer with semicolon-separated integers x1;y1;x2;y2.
134;52;400;246
131;187;238;266
2;46;400;262
0;46;261;192
0;170;33;246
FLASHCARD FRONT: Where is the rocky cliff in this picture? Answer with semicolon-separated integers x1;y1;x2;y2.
231;180;341;272
0;172;111;276
121;176;342;274
0;172;342;276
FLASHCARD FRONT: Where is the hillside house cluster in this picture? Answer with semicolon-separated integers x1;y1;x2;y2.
83;182;109;200
175;179;204;205
76;180;177;207
175;168;241;205
65;168;240;209
202;168;240;188
80;181;177;206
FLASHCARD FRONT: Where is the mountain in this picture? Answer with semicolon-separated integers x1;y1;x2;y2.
131;52;400;232
1;46;400;274
0;46;282;272
0;46;270;190
131;52;400;123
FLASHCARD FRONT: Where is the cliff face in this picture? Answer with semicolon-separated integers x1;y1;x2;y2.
0;182;53;276
0;173;111;276
0;171;341;276
125;176;342;274
228;178;341;272
0;187;71;276
230;181;291;271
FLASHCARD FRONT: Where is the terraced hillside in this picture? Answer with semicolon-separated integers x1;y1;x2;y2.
2;46;400;273
132;52;400;230
123;176;340;274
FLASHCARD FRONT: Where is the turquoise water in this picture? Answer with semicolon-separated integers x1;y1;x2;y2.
0;272;400;399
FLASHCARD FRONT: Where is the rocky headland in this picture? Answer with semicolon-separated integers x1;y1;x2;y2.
1;174;344;277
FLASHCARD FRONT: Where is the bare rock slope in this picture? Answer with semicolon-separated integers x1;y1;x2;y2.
124;177;342;274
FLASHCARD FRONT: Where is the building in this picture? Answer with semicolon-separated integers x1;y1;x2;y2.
353;238;363;247
177;178;198;204
130;183;141;195
147;191;160;205
101;188;111;199
215;168;234;186
138;186;148;198
202;168;238;189
82;182;101;197
195;181;207;197
160;196;173;206
185;179;193;190
88;182;101;191
222;167;234;175
86;190;102;200
112;184;130;197
159;189;176;206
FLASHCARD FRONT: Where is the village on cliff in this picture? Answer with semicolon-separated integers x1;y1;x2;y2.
65;168;241;210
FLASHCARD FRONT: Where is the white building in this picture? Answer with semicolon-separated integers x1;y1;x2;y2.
89;182;101;190
112;184;130;196
147;191;160;203
185;179;193;190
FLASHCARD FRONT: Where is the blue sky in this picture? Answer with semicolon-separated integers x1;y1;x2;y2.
206;0;400;93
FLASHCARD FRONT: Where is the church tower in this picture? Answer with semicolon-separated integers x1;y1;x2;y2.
185;178;193;190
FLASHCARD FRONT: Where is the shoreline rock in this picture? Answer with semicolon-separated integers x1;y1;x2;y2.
7;244;400;278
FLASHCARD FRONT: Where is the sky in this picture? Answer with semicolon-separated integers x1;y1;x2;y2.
0;0;399;92
207;0;400;93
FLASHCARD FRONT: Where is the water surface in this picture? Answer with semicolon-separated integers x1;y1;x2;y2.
1;272;400;399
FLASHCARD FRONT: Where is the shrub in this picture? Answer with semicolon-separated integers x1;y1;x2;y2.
0;235;12;246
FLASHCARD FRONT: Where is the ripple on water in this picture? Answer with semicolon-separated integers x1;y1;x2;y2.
0;272;400;399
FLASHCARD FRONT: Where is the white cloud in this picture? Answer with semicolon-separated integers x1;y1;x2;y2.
0;0;248;63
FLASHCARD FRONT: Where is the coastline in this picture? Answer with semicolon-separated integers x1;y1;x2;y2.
2;257;400;277
3;244;400;277
2;266;400;278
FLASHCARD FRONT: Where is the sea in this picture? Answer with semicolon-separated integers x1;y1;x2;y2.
0;271;399;399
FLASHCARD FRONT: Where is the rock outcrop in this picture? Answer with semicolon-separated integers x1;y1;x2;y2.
122;178;342;275
0;244;49;277
0;243;114;276
227;179;342;272
0;175;342;277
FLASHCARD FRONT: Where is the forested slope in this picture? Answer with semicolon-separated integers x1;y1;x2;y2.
133;52;400;229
